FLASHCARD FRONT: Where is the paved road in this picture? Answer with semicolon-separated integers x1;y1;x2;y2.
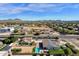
2;45;12;51
59;35;79;39
0;34;79;39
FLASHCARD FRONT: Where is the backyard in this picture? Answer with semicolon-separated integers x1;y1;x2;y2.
48;48;65;56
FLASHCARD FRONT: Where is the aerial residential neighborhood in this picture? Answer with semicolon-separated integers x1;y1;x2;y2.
0;19;79;56
0;3;79;56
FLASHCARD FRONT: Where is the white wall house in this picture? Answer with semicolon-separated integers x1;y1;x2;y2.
3;27;14;32
0;27;14;33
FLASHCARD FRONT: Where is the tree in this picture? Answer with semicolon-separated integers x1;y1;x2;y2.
34;32;40;35
31;41;36;46
64;48;73;56
32;47;35;53
2;38;11;44
61;46;73;56
54;36;59;39
32;53;37;56
2;37;17;44
14;29;18;33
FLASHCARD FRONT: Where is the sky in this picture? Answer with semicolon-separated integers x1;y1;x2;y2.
0;3;79;21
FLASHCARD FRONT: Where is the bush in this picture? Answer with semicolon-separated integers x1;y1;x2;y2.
14;29;18;33
10;37;18;42
32;47;35;53
54;37;59;39
2;38;11;44
61;45;73;56
11;48;21;53
2;37;17;44
32;53;37;56
29;42;32;46
34;32;40;35
64;48;73;56
31;41;36;46
39;53;44;56
19;42;28;46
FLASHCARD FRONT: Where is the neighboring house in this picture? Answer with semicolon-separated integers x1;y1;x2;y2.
0;27;14;33
19;37;32;43
0;27;14;39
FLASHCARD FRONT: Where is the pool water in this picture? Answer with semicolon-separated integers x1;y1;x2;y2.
35;48;40;53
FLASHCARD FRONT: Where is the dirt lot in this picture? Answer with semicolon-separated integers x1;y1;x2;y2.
12;46;35;54
12;43;35;54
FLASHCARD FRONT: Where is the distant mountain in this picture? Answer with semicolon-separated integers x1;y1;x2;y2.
0;19;79;24
0;19;25;23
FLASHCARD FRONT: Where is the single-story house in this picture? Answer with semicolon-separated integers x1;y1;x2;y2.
0;27;14;33
42;39;59;50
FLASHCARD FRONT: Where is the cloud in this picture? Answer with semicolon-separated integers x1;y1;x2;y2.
0;3;79;15
26;4;58;12
7;3;57;13
0;3;61;14
10;3;65;13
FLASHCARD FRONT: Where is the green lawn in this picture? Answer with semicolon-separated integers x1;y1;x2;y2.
48;49;65;55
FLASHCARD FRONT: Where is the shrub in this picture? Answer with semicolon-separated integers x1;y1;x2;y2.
2;37;17;44
34;32;40;35
39;53;44;56
31;41;36;46
54;37;59;39
32;47;35;53
11;48;21;53
2;38;11;44
14;29;18;33
19;42;28;46
61;45;73;56
64;48;73;56
32;53;37;56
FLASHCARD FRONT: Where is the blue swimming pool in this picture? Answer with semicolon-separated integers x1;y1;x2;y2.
35;48;40;53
